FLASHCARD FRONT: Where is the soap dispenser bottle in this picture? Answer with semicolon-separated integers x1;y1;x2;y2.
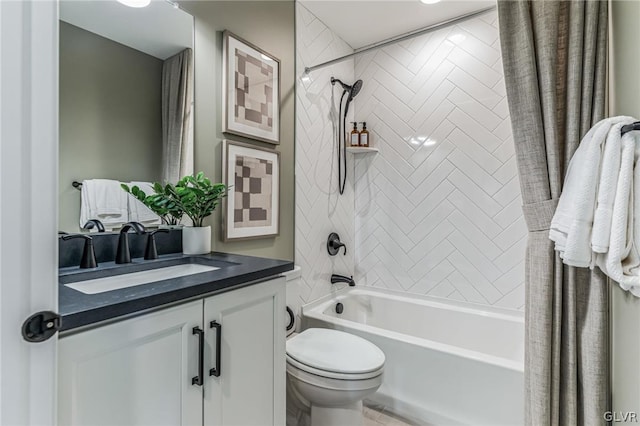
359;122;370;147
350;122;360;146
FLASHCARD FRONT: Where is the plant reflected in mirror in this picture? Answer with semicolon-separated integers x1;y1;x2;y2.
121;183;183;226
122;172;228;228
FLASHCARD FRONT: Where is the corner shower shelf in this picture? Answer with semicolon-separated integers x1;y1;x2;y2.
346;147;379;154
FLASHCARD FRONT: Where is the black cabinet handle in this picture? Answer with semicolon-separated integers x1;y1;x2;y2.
192;327;204;386
209;321;221;377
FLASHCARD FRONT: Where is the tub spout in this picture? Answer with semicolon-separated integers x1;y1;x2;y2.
331;274;355;286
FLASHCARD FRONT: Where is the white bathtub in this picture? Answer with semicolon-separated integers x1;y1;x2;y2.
301;287;524;426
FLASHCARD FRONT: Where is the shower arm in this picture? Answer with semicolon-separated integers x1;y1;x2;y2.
331;77;349;90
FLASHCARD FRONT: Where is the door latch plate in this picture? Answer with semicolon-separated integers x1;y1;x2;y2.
22;311;61;342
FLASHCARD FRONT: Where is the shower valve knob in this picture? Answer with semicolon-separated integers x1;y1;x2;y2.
327;233;346;256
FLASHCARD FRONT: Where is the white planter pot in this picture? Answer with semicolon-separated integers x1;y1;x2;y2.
182;226;211;255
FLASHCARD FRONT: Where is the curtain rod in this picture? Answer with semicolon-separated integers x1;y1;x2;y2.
303;5;498;75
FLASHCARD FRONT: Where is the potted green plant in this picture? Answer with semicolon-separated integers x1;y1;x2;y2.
167;172;228;254
121;183;184;226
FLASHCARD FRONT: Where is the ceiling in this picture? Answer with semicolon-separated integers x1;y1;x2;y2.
300;0;495;50
60;0;193;60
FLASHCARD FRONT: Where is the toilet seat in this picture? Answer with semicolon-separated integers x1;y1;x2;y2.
286;329;385;423
286;354;384;380
286;328;385;380
286;358;383;392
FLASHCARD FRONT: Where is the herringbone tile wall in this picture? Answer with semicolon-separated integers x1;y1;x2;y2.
294;4;356;314
353;11;526;310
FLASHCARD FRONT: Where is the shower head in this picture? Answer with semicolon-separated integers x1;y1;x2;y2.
331;77;364;102
348;79;363;102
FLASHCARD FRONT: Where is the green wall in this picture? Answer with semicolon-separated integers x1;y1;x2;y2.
611;0;640;119
59;22;163;232
180;1;295;261
611;0;640;420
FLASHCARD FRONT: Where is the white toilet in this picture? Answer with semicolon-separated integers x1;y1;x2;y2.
286;328;385;426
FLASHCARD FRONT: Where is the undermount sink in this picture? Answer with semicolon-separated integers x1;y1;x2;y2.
64;263;220;295
59;257;234;294
65;263;220;294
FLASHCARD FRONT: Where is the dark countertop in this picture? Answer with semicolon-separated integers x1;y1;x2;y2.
59;252;294;332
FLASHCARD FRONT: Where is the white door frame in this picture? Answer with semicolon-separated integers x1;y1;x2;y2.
0;1;59;425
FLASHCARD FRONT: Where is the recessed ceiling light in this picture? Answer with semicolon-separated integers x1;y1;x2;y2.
117;0;151;8
420;0;441;4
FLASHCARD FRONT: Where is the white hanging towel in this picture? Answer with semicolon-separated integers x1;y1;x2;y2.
595;133;640;295
590;122;627;253
549;116;640;297
127;181;162;226
79;179;129;228
549;116;636;267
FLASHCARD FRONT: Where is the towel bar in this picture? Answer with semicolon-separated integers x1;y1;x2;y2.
621;121;640;136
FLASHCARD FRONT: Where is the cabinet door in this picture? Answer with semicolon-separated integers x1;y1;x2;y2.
203;277;286;426
58;300;203;426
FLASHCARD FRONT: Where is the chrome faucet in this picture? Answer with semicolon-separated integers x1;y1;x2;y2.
116;222;146;264
330;274;355;286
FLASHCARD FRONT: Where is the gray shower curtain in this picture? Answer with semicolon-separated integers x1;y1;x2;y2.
497;1;609;425
162;48;194;183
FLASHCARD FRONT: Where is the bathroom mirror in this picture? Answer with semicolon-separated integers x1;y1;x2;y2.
58;0;194;233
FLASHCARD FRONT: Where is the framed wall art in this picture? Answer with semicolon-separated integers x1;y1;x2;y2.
222;31;280;144
222;140;280;241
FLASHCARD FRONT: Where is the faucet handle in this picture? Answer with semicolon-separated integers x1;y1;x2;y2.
327;233;347;256
144;229;170;260
61;234;98;269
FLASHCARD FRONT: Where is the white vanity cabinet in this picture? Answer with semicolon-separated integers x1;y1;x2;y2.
204;279;286;426
58;277;286;426
58;300;203;426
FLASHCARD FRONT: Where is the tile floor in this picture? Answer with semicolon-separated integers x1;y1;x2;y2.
364;403;428;426
286;399;429;426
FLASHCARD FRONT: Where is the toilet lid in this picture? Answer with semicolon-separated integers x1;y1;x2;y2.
286;328;385;374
